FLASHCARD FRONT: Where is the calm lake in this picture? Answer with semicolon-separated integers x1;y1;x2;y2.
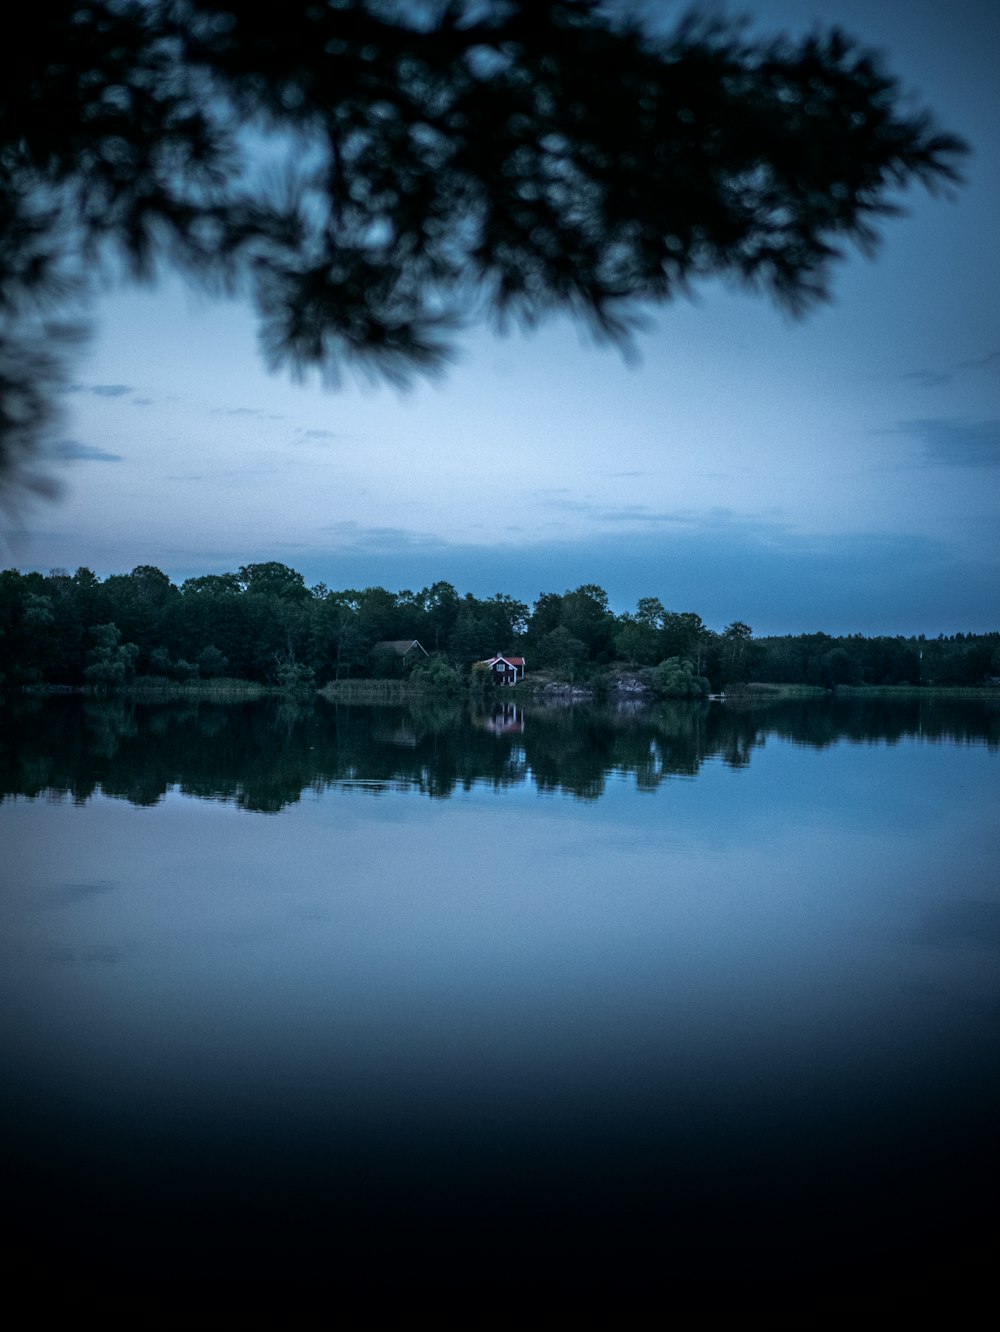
2;694;998;1286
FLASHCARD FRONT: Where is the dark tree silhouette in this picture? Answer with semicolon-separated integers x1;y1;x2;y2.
1;0;966;489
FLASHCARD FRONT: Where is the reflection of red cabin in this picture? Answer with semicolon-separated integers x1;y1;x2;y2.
483;654;525;686
485;703;524;734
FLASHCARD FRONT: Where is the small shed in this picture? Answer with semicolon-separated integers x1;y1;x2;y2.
374;639;429;662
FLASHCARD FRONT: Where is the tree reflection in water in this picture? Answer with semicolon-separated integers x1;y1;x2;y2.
1;693;997;811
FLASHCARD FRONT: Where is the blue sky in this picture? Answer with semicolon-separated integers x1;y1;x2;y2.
5;0;999;636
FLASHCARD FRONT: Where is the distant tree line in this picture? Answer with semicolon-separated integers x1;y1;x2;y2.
0;562;997;692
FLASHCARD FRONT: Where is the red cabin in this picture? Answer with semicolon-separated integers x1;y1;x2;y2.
483;654;526;686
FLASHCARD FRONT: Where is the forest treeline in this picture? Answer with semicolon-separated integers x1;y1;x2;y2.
1;562;997;692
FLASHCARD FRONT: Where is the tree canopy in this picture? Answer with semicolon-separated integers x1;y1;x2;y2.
1;1;966;489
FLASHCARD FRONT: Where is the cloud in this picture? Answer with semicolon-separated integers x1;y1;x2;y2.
301;429;341;440
956;350;1000;373
319;521;448;552
903;350;1000;389
215;406;285;419
291;514;998;636
17;511;997;636
50;439;124;463
533;495;780;532
903;370;952;389
896;418;1000;467
63;383;134;397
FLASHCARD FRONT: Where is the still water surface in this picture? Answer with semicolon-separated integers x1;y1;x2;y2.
2;695;998;1284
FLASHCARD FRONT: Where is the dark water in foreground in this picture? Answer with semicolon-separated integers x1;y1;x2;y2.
2;695;998;1286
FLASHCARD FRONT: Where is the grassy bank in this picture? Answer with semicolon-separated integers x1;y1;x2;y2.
320;679;432;702
833;684;1000;699
121;677;273;698
725;683;829;699
19;677;275;699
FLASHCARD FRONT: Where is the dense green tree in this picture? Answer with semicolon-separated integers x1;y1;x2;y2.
821;646;863;688
100;565;180;668
614;616;659;667
558;584;616;661
410;655;462;694
476;594;530;651
447;607;490;669
275;654;316;694
526;592;565;647
236;563;309;601
535;625;588;679
181;573;243;597
83;623;139;690
177;573;250;675
720;620;755;683
660;612;711;670
652;657;710;698
352;585;407;646
196;644;228;679
334;621;369;679
418;582;462;653
635;597;667;628
1;1;965;490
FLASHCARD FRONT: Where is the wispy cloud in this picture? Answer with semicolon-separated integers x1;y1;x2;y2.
956;350;1000;373
65;383;134;398
903;350;1000;389
51;439;124;463
215;406;285;420
903;370;952;389
895;418;1000;467
280;518;997;635
318;520;448;552
533;495;790;533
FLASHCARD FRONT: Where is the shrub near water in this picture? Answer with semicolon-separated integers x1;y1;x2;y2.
410;656;462;694
652;657;710;698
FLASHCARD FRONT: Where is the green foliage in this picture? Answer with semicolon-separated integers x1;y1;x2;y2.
535;626;588;679
652;657;710;698
448;610;490;668
84;622;139;690
275;656;315;694
719;620;758;684
196;644;228;678
237;563;309;601
1;562;997;697
410;655;462;694
615;618;658;667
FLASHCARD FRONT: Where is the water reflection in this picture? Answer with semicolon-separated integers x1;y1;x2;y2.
2;693;997;811
1;694;998;1286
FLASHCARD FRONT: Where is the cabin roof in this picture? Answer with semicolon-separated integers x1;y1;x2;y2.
484;654;524;667
376;639;428;655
